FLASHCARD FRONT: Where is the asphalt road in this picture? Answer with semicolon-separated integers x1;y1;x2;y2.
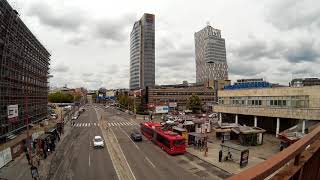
49;106;118;180
49;104;227;180
105;112;199;180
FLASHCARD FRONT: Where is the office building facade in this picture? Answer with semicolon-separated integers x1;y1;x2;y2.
195;25;228;83
0;0;50;139
130;13;155;90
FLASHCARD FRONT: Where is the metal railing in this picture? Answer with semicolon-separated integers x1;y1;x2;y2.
227;124;320;180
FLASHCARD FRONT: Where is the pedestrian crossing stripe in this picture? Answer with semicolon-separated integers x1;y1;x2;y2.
73;122;137;127
107;122;137;127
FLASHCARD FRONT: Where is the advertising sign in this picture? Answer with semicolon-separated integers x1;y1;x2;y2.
155;106;169;114
0;148;12;168
169;102;177;108
8;105;18;119
240;150;249;168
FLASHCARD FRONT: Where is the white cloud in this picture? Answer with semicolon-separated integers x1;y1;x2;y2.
8;0;320;89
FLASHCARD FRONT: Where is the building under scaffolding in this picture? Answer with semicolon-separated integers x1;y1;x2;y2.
0;0;50;141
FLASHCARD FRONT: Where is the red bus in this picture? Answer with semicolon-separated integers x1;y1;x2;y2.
140;122;186;155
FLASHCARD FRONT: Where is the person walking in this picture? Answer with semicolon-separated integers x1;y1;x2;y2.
25;152;31;165
30;164;39;180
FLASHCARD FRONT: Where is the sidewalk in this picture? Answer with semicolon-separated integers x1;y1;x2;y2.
0;118;73;180
186;134;280;174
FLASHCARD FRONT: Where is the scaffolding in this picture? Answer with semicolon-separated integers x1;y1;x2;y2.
0;0;50;141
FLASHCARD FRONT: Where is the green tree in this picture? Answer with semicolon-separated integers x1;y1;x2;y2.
74;94;82;102
48;92;74;103
117;95;134;110
187;94;203;113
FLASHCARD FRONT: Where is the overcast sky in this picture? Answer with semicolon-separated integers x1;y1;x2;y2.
8;0;320;89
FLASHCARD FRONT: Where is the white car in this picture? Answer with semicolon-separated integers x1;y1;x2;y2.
72;116;78;120
93;136;104;148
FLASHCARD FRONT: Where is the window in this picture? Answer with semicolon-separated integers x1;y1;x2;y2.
173;140;185;146
156;135;170;148
283;100;287;106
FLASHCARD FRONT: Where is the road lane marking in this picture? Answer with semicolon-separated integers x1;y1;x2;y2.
145;157;156;168
89;154;91;167
85;123;88;127
110;129;137;180
119;127;139;150
52;141;75;180
88;123;91;127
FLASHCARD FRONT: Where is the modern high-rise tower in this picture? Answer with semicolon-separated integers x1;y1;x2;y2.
195;24;228;83
130;13;155;90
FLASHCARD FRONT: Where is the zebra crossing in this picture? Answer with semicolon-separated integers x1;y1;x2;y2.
73;121;138;128
74;122;99;127
107;121;137;127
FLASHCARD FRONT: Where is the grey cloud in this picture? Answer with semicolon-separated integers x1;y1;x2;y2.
52;64;69;73
105;64;120;74
230;37;320;64
229;39;282;61
266;0;320;30
157;44;194;68
93;15;136;42
27;2;86;31
67;37;87;45
82;73;94;77
285;41;319;63
229;61;266;76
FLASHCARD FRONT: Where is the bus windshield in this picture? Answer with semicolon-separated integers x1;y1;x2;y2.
173;140;185;146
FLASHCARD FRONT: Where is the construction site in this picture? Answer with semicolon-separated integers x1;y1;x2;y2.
0;0;50;142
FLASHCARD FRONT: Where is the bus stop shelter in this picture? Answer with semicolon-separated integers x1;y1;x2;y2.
188;132;206;146
219;142;249;168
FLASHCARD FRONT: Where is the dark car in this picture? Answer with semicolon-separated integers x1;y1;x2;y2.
130;131;142;141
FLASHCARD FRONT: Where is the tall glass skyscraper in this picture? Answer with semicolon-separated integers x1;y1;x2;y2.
195;25;228;83
130;13;155;90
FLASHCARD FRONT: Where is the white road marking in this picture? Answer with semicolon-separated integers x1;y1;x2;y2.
85;123;88;127
89;154;91;167
110;129;137;180
119;127;140;150
145;157;156;168
88;123;91;127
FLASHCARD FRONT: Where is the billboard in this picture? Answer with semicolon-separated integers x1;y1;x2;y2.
8;105;18;123
169;102;177;108
155;106;169;114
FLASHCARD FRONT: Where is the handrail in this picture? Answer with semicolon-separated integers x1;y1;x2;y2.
227;124;320;180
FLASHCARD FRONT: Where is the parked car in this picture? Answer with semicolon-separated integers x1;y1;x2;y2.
72;116;78;120
93;136;104;148
130;131;142;141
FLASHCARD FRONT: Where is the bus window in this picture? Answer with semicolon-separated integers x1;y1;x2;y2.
156;135;170;148
174;140;185;146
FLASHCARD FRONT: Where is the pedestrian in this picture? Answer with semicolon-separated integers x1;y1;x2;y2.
42;146;47;159
35;154;41;167
25;152;31;165
197;140;201;150
30;164;39;180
